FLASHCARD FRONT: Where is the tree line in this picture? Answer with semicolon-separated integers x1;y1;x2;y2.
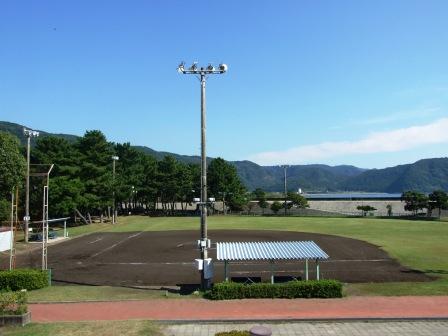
0;130;247;223
356;190;448;218
251;188;309;214
2;129;446;223
401;190;448;218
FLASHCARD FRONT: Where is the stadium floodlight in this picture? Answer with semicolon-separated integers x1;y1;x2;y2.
177;62;185;73
219;64;228;73
24;129;40;137
177;62;228;75
23;128;40;242
177;61;228;290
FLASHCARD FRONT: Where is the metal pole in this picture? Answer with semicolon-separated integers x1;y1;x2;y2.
283;165;287;216
42;186;48;270
112;158;116;224
200;73;209;290
316;259;320;280
25;135;30;242
9;188;14;270
42;166;53;270
305;259;309;281
222;192;226;215
178;62;227;290
224;260;228;281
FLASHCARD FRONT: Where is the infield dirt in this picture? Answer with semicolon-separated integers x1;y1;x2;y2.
12;230;432;287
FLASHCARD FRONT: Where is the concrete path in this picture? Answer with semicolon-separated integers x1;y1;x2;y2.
30;296;448;322
166;321;448;336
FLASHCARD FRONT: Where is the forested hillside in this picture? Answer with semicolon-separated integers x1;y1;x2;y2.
233;161;366;192
339;158;448;193
0;121;78;145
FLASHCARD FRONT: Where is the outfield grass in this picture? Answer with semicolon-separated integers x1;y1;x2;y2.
2;320;163;336
27;285;197;303
42;215;448;296
345;278;448;296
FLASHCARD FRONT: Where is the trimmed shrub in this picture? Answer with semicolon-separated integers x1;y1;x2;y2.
0;269;49;291
215;331;250;336
208;280;342;300
0;290;28;315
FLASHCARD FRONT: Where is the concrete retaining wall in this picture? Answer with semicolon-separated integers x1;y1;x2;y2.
308;200;410;216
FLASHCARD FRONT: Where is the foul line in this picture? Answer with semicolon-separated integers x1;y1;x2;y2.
96;262;194;266
90;232;144;258
88;238;103;244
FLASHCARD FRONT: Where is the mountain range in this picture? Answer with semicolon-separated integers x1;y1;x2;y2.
2;121;447;193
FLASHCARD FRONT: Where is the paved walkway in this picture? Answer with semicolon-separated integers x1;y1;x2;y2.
166;321;448;336
30;296;448;322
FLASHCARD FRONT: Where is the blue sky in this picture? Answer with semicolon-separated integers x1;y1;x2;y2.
1;0;447;168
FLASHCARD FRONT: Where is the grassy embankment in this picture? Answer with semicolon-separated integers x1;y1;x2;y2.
27;215;448;300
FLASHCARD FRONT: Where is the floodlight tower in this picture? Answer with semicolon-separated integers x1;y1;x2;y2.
177;61;228;290
112;156;119;224
23;128;39;242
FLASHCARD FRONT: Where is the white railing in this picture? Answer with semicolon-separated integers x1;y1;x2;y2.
31;217;71;238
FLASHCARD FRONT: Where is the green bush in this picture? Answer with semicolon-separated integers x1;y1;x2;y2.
208;280;342;300
0;269;49;291
0;290;28;315
215;331;250;336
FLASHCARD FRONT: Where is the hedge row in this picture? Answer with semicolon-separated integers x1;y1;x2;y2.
0;269;49;291
215;331;250;336
0;290;28;315
208;280;343;300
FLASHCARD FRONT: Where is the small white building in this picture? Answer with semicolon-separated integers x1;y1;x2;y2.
0;227;12;252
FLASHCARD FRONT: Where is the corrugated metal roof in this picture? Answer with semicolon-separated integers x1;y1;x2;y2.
216;241;329;261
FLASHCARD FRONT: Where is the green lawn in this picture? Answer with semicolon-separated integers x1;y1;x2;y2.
27;285;198;303
39;215;448;297
2;320;163;336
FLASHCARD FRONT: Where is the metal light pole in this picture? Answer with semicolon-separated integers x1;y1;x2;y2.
41;164;54;270
220;192;226;215
112;156;119;224
281;165;289;216
23;128;39;242
178;61;228;290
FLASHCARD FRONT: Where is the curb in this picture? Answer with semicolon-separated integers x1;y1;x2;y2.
156;317;448;324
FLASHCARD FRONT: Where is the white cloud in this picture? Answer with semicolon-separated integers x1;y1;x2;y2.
354;107;440;126
330;106;440;129
248;118;448;165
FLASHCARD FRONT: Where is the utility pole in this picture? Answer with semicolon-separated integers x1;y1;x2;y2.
281;165;289;216
112;156;119;224
221;192;226;215
23;128;39;242
178;61;227;290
